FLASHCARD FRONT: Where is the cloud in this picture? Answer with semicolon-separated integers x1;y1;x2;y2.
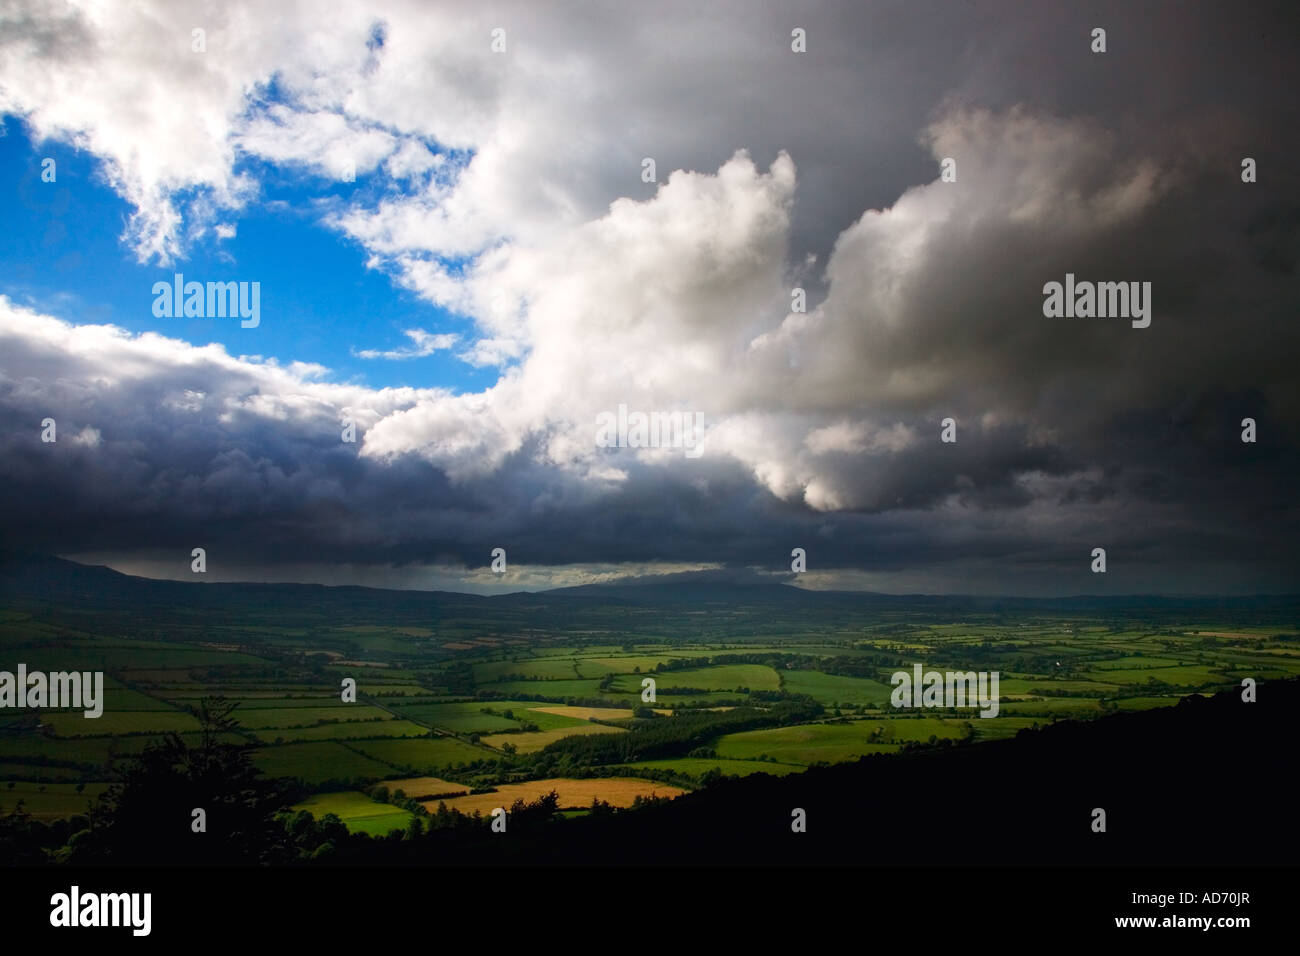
1;2;1297;593
355;329;459;360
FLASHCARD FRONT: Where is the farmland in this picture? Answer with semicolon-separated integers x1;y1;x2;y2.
421;777;686;815
2;555;1298;840
290;791;415;836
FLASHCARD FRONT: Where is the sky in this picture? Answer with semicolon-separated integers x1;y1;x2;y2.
0;0;1297;595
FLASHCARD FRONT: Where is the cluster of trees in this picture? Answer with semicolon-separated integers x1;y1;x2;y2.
0;806;84;864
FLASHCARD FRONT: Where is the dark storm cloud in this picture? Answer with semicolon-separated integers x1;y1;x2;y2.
0;0;1297;593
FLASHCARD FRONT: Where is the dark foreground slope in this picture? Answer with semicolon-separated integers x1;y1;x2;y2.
350;678;1296;866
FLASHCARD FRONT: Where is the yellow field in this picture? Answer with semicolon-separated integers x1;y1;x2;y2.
421;776;687;814
530;705;634;720
480;724;625;754
377;776;468;798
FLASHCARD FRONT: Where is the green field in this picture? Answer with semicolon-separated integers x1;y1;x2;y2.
616;758;804;780
389;702;519;733
346;737;491;772
209;697;353;709
571;656;680;677
252;720;430;743
232;705;395;729
252;742;395;784
616;664;781;693
291;790;415;836
1091;656;1182;670
480;723;626;754
0;782;110;820
0;762;85;781
781;670;894;706
111;731;247;753
1111;695;1202;710
3;559;1296;827
1097;665;1229;687
486;679;606;700
714;724;904;765
997;677;1119;696
97;688;180;711
998;698;1103;715
867;716;971;743
42;710;203;737
473;658;586;682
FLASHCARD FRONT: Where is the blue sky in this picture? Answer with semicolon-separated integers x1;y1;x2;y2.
0;118;487;393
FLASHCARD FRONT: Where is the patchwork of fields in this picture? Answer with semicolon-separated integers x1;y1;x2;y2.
3;597;1297;836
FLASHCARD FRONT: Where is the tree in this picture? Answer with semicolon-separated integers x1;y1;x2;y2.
506;790;560;831
68;696;292;865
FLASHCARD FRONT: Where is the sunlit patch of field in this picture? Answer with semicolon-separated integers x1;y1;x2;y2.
529;705;635;720
480;723;626;754
488;679;604;699
291;791;414;836
1193;631;1278;639
781;670;893;706
376;776;469;798
611;664;780;693
715;723;905;765
422;776;686;815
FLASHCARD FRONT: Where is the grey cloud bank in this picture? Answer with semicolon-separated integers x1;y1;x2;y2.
0;1;1296;595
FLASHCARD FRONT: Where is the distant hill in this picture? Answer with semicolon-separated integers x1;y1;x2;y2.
1;550;1297;617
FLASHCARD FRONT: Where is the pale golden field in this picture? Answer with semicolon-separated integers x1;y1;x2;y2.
529;705;635;720
481;724;625;754
377;776;468;798
421;776;687;814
